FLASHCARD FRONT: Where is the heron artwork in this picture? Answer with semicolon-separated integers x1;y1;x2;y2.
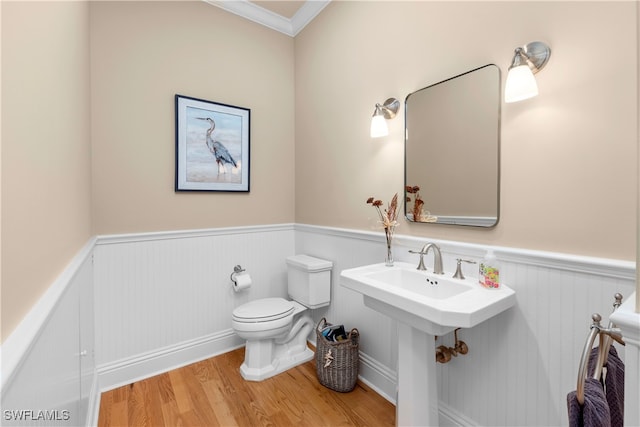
196;117;238;175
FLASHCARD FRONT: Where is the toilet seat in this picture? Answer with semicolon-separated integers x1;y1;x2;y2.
232;297;294;323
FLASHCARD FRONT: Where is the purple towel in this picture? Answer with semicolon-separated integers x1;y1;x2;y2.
591;346;625;427
582;345;625;427
567;377;611;427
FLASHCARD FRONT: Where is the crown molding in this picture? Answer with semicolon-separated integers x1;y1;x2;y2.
290;0;330;36
204;0;330;37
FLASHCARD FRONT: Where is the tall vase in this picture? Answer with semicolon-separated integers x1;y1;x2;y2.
384;226;395;267
385;242;394;267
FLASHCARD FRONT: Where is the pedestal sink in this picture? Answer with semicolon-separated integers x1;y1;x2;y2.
340;262;516;426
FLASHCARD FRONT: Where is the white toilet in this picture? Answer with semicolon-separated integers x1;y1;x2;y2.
231;254;333;381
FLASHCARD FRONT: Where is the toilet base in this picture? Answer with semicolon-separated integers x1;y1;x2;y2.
240;345;314;381
238;312;316;381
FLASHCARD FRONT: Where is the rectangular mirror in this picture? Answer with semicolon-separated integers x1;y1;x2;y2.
405;64;500;227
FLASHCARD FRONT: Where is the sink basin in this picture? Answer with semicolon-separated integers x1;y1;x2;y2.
365;268;473;299
341;262;516;335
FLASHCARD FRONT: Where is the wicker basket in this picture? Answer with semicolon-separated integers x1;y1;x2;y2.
315;318;359;392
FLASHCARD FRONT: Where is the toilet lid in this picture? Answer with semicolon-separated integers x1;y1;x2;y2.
232;298;294;322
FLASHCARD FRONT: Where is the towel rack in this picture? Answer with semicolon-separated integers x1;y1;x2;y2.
592;293;624;382
576;293;625;405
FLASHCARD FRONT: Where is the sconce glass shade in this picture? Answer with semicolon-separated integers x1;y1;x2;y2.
370;98;399;138
504;41;551;103
370;112;389;138
504;64;538;103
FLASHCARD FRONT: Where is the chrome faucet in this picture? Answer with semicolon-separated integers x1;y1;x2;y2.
409;243;444;274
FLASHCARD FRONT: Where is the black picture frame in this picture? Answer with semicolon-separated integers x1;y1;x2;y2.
175;94;250;192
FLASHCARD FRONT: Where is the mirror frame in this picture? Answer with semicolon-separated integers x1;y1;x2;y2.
404;64;501;227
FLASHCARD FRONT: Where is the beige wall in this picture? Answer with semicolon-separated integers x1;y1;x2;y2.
295;1;638;261
90;1;295;234
1;1;92;340
1;0;295;340
1;1;638;339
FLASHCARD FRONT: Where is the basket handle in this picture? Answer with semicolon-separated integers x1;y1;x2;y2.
316;317;328;333
348;328;359;344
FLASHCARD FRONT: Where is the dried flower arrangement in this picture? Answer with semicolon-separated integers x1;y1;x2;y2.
366;193;399;266
406;185;437;223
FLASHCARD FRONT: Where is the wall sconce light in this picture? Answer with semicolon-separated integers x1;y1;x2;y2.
504;41;551;103
370;98;400;138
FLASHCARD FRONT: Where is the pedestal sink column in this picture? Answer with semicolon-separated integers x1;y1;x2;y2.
397;322;439;426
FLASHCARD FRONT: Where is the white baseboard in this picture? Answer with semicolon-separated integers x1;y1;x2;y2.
438;401;479;426
358;351;397;404
97;329;244;392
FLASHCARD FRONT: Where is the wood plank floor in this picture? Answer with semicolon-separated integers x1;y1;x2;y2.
97;347;395;426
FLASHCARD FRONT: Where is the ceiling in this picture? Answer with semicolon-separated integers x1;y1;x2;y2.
204;0;330;37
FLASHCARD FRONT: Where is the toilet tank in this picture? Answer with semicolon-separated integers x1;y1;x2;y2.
286;255;333;309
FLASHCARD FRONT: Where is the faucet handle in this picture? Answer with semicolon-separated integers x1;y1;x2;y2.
453;259;476;280
408;249;427;271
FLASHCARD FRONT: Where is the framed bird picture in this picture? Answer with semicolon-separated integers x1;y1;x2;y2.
175;94;250;192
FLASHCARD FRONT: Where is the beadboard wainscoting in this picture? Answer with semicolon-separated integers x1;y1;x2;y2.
93;225;296;390
294;224;636;427
1;240;98;427
2;223;637;427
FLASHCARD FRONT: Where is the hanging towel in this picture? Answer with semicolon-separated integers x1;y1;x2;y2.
588;346;625;427
567;377;611;427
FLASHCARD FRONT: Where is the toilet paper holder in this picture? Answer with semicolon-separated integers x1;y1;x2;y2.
230;265;245;283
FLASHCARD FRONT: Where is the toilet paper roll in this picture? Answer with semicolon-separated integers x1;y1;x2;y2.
232;272;252;292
